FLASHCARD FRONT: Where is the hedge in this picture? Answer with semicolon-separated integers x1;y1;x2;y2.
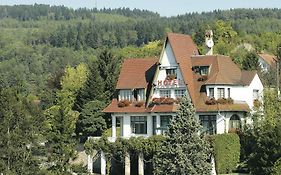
210;133;240;174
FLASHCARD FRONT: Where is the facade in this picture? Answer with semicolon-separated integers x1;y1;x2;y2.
103;33;264;139
258;53;277;72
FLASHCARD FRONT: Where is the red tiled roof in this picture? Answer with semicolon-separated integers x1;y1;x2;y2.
258;53;277;67
166;33;199;101
104;33;254;114
116;58;158;89
103;99;178;113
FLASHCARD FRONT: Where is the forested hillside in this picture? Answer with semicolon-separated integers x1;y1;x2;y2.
0;4;281;174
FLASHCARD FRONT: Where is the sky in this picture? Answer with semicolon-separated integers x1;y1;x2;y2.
1;0;281;17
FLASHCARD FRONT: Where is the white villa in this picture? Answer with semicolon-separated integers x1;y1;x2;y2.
88;32;264;174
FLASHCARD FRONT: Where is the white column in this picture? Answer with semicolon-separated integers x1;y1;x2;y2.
156;115;161;135
138;153;144;175
112;115;116;138
123;115;131;137
147;115;153;136
101;151;106;175
87;155;93;174
211;155;217;175
125;152;130;175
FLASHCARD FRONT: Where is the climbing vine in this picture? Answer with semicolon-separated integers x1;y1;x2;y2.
84;135;166;163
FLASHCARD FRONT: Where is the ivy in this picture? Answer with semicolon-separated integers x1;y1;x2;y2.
84;135;165;163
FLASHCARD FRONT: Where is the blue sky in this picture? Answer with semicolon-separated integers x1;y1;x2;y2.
1;0;281;17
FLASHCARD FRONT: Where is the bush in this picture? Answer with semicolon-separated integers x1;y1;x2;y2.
211;133;240;174
272;158;281;175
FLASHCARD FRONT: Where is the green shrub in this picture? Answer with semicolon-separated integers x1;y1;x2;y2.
211;133;241;174
272;158;281;175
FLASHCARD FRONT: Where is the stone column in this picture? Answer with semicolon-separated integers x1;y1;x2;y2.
112;115;116;138
101;151;106;175
138;153;144;175
87;154;93;174
125;152;130;175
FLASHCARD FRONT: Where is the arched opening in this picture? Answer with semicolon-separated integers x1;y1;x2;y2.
229;114;241;133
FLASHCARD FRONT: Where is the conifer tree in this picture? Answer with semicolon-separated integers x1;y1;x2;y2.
154;95;211;175
74;60;105;111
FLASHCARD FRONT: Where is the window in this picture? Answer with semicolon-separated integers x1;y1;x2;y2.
166;68;177;78
138;89;145;101
175;89;186;98
217;88;225;99
119;90;132;101
229;114;241;130
200;66;209;75
131;116;147;134
160;115;172;134
160;90;171;98
199;115;216;135
227;88;231;98
160;115;172;128
209;88;214;98
152;116;157;135
253;89;259;100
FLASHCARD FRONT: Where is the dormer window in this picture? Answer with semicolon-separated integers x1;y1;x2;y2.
192;66;209;75
209;88;214;98
200;66;209;75
137;89;145;101
119;89;132;101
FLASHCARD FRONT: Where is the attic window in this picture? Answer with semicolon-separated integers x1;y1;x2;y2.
166;68;177;78
200;66;209;75
192;66;209;75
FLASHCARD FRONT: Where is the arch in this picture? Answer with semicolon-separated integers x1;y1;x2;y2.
229;114;241;130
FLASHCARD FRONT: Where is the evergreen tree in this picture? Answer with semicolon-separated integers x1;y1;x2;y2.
242;51;260;71
74;61;105;111
76;100;107;141
97;49;121;102
154;95;211;175
0;88;43;174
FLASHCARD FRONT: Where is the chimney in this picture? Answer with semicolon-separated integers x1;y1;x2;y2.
205;30;214;55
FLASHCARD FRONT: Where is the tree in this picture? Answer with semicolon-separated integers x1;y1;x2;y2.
44;64;87;173
246;122;281;175
242;51;260;70
153;95;211;174
74;61;105;111
76;100;107;141
0;88;44;174
97;49;121;102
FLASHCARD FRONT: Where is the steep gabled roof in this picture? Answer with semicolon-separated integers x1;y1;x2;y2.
116;58;158;89
166;33;199;101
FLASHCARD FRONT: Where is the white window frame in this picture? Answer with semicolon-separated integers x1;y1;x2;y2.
217;88;225;99
175;89;186;98
209;88;214;98
159;89;171;98
119;89;132;101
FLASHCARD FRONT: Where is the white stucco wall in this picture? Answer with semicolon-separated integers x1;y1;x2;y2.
206;74;263;110
152;41;188;99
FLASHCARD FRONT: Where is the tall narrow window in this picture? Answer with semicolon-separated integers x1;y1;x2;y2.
217;88;225;99
227;88;231;98
119;89;132;101
209;88;214;98
152;116;157;135
138;89;145;101
199;115;216;135
131;116;147;134
253;89;259;100
159;90;171;98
